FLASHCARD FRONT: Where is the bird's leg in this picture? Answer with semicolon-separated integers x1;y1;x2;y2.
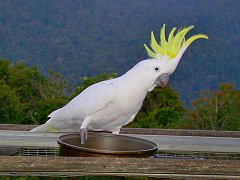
78;117;92;144
112;129;121;134
78;128;88;145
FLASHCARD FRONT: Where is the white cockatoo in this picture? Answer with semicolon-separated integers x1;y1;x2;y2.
31;24;208;144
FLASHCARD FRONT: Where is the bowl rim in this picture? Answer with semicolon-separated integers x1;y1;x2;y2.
57;132;158;155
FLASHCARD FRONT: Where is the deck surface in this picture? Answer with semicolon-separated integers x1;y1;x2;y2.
0;124;240;179
0;130;240;152
0;156;240;179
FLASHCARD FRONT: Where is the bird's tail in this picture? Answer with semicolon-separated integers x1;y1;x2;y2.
30;122;58;132
30;118;79;133
30;108;64;132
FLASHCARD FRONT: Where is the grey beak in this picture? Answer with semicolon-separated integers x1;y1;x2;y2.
155;73;169;87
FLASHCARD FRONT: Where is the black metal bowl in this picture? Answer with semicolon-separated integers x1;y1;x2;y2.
57;132;158;158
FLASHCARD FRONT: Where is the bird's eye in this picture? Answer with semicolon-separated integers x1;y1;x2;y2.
154;66;160;72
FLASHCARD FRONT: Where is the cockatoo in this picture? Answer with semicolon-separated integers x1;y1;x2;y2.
31;24;208;144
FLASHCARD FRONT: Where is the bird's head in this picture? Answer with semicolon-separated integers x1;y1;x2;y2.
143;24;208;87
132;60;170;89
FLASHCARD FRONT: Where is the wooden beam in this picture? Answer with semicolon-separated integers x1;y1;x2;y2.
128;134;240;153
0;156;239;179
1;130;240;152
1;124;240;137
0;124;36;131
121;128;240;138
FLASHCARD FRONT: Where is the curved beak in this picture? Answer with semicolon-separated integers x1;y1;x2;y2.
155;73;169;87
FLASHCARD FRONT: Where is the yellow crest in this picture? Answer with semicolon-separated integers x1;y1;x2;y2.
144;24;208;59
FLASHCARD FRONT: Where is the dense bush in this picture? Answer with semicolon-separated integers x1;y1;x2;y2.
0;60;68;124
185;83;240;130
127;86;185;128
1;60;239;131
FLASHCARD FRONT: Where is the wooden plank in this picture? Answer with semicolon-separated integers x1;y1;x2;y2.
0;130;240;152
0;124;36;131
121;128;240;138
1;124;240;137
0;130;62;148
0;156;239;179
128;134;240;153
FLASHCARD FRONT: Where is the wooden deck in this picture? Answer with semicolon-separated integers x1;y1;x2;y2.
1;156;240;179
0;124;240;179
1;123;240;137
1;130;240;152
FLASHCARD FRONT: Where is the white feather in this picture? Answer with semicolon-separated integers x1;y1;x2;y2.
31;59;180;133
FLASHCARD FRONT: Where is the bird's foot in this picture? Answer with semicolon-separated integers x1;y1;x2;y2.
112;129;120;134
78;128;88;145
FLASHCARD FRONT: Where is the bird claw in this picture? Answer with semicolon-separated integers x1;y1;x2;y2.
79;128;88;145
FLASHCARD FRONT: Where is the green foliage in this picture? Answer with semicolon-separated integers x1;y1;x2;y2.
1;60;240;132
1;59;186;128
126;86;185;128
186;83;240;130
0;60;68;125
0;0;239;107
0;79;22;123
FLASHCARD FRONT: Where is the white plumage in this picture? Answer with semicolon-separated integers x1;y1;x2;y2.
31;60;169;135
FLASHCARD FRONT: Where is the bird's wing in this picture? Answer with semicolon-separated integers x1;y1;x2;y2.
48;108;62;118
49;80;117;121
31;81;117;132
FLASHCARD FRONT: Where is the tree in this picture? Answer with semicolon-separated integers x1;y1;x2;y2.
186;83;240;130
0;60;68;124
126;86;185;128
0;60;186;129
31;70;70;124
0;79;22;123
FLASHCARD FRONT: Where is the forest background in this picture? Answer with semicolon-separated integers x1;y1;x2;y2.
0;0;239;131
